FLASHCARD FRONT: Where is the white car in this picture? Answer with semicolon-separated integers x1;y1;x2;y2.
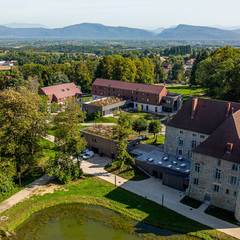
82;151;94;159
80;149;90;157
146;157;154;163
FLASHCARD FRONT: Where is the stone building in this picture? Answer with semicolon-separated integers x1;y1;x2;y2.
164;97;240;220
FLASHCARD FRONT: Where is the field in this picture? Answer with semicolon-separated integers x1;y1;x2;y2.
166;85;205;102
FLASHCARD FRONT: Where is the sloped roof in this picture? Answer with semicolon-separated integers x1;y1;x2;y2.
193;110;240;163
40;82;81;99
166;97;240;135
93;78;167;95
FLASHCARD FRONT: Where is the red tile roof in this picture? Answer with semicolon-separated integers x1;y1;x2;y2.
40;83;81;99
93;78;167;95
166;97;240;135
193;110;240;163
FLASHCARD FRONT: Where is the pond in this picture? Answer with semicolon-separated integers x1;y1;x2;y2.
12;204;199;240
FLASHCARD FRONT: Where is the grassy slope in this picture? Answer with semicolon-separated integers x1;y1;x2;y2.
0;175;236;240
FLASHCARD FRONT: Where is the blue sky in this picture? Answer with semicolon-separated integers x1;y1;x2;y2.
1;0;239;29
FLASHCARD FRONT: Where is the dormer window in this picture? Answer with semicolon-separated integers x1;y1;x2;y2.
66;88;70;91
226;143;233;154
61;89;65;92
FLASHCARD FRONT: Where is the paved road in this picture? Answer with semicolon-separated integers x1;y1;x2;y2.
0;174;54;215
81;155;240;239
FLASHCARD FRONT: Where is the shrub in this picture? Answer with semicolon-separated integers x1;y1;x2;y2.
0;171;15;195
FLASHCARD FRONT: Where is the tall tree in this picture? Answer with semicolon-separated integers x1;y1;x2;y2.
51;72;70;86
132;118;148;134
0;87;47;185
148;120;162;141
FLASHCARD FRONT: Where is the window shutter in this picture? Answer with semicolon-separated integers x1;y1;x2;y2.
228;175;231;184
200;164;203;174
199;179;201;187
211;184;213;192
237;178;240;186
220;171;224;180
229;163;232;170
219;186;221;194
212;168;216;179
192;162;195;171
215;160;218;166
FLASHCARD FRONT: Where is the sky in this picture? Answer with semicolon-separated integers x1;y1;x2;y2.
1;0;240;29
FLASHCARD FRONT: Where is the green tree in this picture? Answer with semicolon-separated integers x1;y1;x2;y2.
172;61;184;82
0;87;47;185
195;46;240;102
51;72;70;86
132;118;148;134
148;120;162;141
0;171;15;195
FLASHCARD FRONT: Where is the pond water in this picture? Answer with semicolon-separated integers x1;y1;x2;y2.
13;204;199;240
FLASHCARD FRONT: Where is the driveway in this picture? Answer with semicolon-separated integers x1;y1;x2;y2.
81;154;240;239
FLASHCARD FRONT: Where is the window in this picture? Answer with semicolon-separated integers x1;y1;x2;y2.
99;86;102;89
136;92;138;95
180;131;183;134
136;97;138;100
113;88;115;91
141;98;144;101
213;184;220;192
108;93;110;96
155;100;158;104
61;89;65;92
232;164;238;171
146;94;149;97
95;90;97;93
103;87;105;90
131;91;134;94
178;137;184;146
123;90;125;93
108;88;110;90
178;149;183;156
234;191;237;197
92;138;98;143
166;100;171;104
200;135;205;139
192;133;197;137
216;160;221;166
66;88;70;91
142;93;144;95
193;178;199;186
226;189;230;194
135;104;137;107
215;169;221;180
146;99;149;102
191;140;197;149
195;163;200;173
118;89;120;92
230;176;237;185
95;86;97;88
156;95;158;98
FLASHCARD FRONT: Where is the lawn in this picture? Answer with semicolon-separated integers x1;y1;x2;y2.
104;161;149;181
84;116;117;123
205;205;239;226
0;138;57;204
141;134;165;146
0;175;237;240
166;86;205;102
180;196;203;209
82;96;92;102
125;110;165;121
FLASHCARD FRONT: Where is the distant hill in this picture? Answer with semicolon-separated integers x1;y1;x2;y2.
231;29;240;35
0;23;240;40
2;22;49;28
0;23;154;40
157;24;240;40
149;27;165;34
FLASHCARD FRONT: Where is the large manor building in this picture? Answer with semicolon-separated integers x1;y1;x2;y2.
164;97;240;221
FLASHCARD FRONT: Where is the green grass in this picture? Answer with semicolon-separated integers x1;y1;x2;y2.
82;96;92;102
0;175;237;240
166;86;205;102
84;116;117;123
0;138;57;204
204;205;239;226
141;134;165;146
180;196;203;209
125;110;165;121
104;161;149;181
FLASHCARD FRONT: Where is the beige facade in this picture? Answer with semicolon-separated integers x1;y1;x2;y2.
189;152;240;216
164;126;209;159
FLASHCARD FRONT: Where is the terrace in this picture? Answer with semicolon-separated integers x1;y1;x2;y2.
86;96;123;107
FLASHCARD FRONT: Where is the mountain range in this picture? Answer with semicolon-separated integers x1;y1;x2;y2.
0;23;240;40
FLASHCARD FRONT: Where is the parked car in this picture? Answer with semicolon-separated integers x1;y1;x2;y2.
82;151;94;159
80;149;90;157
146;157;154;163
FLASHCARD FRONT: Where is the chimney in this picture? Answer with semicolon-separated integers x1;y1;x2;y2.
226;143;233;154
191;98;198;119
226;103;231;116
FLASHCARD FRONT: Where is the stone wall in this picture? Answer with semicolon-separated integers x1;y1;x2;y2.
164;126;209;159
189;152;240;213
